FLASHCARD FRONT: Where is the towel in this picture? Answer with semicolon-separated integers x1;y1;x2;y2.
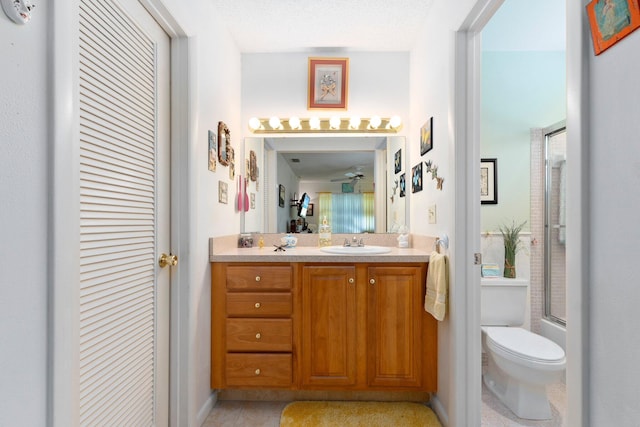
424;251;449;321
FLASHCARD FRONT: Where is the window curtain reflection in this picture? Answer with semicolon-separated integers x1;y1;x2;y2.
319;192;374;233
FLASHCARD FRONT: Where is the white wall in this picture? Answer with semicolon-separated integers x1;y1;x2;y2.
276;153;300;233
480;51;566;232
409;0;477;422
0;4;50;426
587;22;640;425
241;52;410;135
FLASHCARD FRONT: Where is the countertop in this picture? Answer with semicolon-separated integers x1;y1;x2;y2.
209;245;431;263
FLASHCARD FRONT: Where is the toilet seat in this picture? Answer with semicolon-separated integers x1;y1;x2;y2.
484;327;565;365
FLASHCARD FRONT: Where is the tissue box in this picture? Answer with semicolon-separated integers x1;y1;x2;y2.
481;263;500;277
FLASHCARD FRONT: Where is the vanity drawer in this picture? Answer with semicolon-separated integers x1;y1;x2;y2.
226;319;292;352
226;265;292;291
225;353;292;387
226;292;292;317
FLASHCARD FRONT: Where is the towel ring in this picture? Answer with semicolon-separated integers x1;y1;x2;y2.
435;234;449;253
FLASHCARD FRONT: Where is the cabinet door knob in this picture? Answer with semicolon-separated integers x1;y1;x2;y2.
255;276;261;282
348;278;355;284
255;332;261;339
255;368;261;376
369;278;376;285
254;302;261;309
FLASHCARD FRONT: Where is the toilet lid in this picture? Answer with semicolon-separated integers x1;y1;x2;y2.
485;327;565;363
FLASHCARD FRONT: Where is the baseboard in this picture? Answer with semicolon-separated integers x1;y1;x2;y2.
430;395;448;427
195;391;217;427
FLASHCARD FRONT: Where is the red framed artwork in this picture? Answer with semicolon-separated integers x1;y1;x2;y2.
586;0;640;55
308;57;349;109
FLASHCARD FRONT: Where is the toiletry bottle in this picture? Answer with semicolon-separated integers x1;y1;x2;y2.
318;216;332;247
258;235;264;249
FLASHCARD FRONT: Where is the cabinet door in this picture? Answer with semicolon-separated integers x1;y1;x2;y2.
367;266;423;388
301;266;357;386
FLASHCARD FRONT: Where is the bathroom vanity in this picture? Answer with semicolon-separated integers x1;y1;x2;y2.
210;244;438;393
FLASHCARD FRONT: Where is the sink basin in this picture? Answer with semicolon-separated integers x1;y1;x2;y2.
320;245;392;255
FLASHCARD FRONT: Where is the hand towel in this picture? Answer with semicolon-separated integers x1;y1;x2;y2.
424;251;449;321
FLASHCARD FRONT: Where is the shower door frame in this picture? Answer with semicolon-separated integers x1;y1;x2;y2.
544;123;568;327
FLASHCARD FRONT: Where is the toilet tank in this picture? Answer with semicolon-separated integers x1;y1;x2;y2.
481;278;528;326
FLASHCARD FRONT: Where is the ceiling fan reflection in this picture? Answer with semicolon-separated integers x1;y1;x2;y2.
330;171;365;183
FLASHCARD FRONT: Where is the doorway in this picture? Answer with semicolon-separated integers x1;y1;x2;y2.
454;0;584;425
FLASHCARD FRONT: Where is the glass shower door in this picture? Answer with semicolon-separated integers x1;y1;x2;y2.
545;126;567;325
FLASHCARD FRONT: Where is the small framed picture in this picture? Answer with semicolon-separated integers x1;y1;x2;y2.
342;182;354;193
308;57;349;109
399;173;406;197
218;181;228;204
420;117;433;155
481;158;498;204
394;149;402;174
208;130;217;172
278;184;285;208
586;0;640;55
218;121;231;166
307;203;314;216
412;163;423;193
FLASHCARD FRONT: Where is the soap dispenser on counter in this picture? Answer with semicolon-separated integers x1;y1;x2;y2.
397;225;410;248
318;216;332;247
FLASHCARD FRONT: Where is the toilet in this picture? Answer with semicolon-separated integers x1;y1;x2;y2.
481;278;566;420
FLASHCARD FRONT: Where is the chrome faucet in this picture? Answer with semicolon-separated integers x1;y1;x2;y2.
343;236;365;247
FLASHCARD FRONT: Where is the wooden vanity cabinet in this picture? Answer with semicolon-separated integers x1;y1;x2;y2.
299;264;436;391
211;261;437;392
211;263;294;389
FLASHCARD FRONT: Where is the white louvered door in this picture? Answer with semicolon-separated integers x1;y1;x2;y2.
78;0;170;425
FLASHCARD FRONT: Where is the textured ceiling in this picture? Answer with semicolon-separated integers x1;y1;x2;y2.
211;0;436;52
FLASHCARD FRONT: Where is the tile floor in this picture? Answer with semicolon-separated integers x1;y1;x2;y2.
202;383;566;427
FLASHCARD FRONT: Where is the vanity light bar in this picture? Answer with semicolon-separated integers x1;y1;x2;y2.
248;116;403;134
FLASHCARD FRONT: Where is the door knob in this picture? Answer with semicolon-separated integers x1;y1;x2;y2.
159;253;178;268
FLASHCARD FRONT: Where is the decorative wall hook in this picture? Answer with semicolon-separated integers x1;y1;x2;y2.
1;0;35;24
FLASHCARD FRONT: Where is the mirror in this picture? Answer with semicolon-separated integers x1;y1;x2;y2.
241;136;408;234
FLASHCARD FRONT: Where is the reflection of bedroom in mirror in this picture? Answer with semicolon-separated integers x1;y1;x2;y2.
240;136;408;234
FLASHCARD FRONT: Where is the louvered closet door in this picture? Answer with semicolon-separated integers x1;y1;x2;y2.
78;0;170;425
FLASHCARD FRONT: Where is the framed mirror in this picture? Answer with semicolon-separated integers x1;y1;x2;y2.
240;136;408;235
217;121;231;166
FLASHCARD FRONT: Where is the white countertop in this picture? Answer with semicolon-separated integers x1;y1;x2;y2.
209;245;431;263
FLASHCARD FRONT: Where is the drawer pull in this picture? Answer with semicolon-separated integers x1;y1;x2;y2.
255;276;261;282
369;278;376;285
255;333;261;339
348;278;354;284
255;368;261;376
254;302;261;309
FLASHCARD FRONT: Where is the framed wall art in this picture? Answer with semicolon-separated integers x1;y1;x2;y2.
218;181;228;204
399;173;406;197
308;57;349;109
481;158;498;204
218;121;231;166
420;117;433;155
342;182;354;193
412;163;423;193
278;184;285;208
307;203;314;216
208;130;217;172
587;0;640;55
394;149;402;174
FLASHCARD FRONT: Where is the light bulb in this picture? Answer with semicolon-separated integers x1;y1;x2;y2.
309;116;321;130
249;117;262;130
329;116;341;129
349;116;361;129
269;116;282;129
369;116;382;129
288;116;301;130
389;116;402;129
